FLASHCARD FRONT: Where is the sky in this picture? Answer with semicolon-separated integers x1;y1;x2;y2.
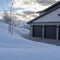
0;0;10;12
0;0;59;12
0;0;59;21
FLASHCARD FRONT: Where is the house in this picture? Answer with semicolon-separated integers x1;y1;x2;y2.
27;1;60;40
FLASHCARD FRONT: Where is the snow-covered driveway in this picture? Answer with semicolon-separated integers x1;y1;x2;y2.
0;22;60;60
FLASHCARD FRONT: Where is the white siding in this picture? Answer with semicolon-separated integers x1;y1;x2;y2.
34;8;60;22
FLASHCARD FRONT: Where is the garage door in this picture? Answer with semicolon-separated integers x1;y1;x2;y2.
33;25;42;37
58;26;60;40
44;25;56;39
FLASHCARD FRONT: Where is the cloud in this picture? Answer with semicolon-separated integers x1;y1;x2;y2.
37;0;60;5
7;0;60;21
9;0;50;12
8;0;59;12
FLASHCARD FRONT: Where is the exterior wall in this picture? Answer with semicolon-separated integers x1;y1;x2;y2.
30;22;60;26
30;23;60;40
34;8;60;23
30;25;33;37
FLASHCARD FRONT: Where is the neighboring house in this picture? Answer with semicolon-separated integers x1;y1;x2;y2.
27;1;60;40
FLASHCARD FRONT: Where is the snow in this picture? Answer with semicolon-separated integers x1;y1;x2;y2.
0;22;60;60
14;27;30;36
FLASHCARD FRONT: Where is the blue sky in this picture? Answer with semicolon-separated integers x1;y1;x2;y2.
0;0;11;12
0;0;23;12
0;0;28;12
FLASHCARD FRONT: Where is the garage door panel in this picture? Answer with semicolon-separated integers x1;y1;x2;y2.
58;26;60;40
33;25;42;37
44;25;56;39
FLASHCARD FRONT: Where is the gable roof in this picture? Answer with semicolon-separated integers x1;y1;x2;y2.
27;1;60;24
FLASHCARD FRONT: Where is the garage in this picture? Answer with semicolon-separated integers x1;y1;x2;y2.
28;1;60;40
33;25;42;37
44;25;57;39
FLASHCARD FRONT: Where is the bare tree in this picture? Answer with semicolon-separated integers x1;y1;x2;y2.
3;12;10;24
0;0;15;34
9;0;15;34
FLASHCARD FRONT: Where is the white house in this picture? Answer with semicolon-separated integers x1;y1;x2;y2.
27;1;60;40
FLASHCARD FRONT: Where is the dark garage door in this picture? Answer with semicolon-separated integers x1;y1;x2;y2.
58;26;60;40
33;25;42;37
44;25;56;39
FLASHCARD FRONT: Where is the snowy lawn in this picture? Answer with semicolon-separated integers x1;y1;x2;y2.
0;22;60;60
